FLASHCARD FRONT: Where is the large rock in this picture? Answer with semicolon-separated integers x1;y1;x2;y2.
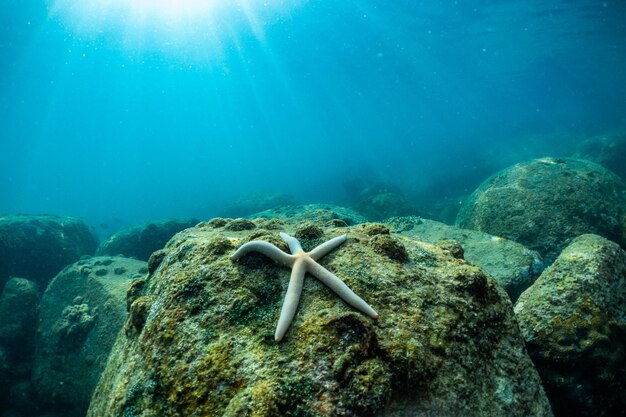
32;256;147;417
0;278;39;365
97;218;198;261
386;216;543;301
0;278;39;416
456;157;626;264
514;234;626;417
0;215;98;289
88;219;552;417
573;134;626;180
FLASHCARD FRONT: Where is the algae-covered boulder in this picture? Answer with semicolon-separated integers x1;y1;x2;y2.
88;218;552;417
514;234;626;417
32;256;147;417
0;278;39;362
573;134;626;180
0;278;40;415
456;157;626;264
386;216;543;301
0;215;98;289
249;204;368;226
97;218;198;261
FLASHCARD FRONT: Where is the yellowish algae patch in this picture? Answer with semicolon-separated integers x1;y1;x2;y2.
515;234;626;417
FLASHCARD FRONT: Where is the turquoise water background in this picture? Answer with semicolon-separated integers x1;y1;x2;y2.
1;0;625;230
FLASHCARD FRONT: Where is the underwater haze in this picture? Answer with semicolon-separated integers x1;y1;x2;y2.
1;0;626;230
3;2;626;417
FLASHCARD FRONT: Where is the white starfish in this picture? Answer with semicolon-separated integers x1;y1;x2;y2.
231;232;379;341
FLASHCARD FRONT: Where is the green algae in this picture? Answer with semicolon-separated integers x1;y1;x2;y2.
368;234;408;262
515;234;626;417
88;219;552;417
457;158;626;264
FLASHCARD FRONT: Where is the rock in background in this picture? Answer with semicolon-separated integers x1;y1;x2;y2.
221;192;298;218
386;216;543;301
456;157;626;264
0;278;39;417
515;234;626;417
249;204;368;226
96;218;197;261
32;256;147;417
0;215;98;289
343;180;427;221
573;134;626;180
88;219;552;417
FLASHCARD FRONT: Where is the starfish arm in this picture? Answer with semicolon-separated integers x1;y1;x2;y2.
275;258;307;341
230;241;295;267
308;234;347;261
306;259;379;319
279;232;303;254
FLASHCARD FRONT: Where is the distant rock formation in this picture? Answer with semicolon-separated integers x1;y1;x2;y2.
88;218;552;417
97;218;198;261
456;157;626;264
515;234;626;417
221;192;298;218
249;203;368;226
32;256;147;417
573;133;626;180
0;215;98;289
344;179;427;221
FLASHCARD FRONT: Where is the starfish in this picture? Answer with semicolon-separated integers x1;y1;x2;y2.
231;232;379;341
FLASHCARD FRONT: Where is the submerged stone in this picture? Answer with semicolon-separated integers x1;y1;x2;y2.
0;215;98;289
0;277;40;415
386;216;543;301
515;234;626;417
342;179;427;221
97;218;198;261
456;157;626;264
32;256;147;417
573;133;626;180
88;220;552;417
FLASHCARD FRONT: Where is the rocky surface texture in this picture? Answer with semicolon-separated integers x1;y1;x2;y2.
514;234;626;417
386;216;543;301
32;256;147;417
0;215;98;289
573;134;626;180
0;278;40;416
88;218;552;417
249;204;368;226
96;218;198;261
456;157;626;264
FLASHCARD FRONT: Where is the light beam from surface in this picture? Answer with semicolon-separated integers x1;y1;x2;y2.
46;0;301;61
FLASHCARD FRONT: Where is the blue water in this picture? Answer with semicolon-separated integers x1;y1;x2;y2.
1;0;626;232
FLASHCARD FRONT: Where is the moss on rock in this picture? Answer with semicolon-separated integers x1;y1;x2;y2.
33;256;147;417
515;234;626;417
97;218;198;261
456;157;626;264
0;215;98;289
387;216;543;301
88;221;552;417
